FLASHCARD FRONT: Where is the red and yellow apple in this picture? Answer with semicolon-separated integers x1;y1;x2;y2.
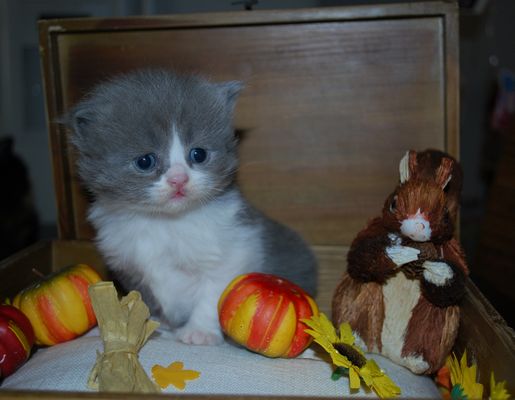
0;304;35;378
12;264;102;346
218;272;319;358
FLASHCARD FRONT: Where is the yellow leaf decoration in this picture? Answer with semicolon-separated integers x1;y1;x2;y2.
446;351;484;399
490;372;510;400
152;361;201;390
437;356;512;400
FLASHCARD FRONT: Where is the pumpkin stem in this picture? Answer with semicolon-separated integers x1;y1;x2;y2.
31;268;45;279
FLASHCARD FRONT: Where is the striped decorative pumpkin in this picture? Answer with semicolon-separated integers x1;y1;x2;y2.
12;264;102;346
218;273;319;358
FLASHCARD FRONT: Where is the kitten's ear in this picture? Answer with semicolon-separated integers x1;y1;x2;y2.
65;105;97;137
61;104;99;151
218;81;244;110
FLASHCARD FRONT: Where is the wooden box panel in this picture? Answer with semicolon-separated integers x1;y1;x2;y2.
40;2;458;246
0;241;106;302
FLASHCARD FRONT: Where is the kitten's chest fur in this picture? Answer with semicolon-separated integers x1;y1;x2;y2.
89;190;264;322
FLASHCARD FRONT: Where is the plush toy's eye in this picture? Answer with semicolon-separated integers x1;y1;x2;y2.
443;208;450;222
189;148;207;164
443;182;451;193
134;153;157;171
389;195;398;213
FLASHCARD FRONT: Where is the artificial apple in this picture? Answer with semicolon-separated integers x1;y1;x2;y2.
0;304;35;378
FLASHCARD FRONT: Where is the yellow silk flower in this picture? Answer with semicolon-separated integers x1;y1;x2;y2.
302;313;400;398
490;372;510;400
446;351;484;399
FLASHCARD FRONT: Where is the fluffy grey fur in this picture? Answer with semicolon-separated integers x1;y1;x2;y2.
67;69;317;344
69;70;239;207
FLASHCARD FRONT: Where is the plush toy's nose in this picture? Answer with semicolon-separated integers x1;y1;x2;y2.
400;209;431;242
415;222;426;232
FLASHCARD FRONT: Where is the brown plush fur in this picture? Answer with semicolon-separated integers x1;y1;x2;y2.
406;149;463;228
346;217;398;284
401;297;460;374
332;275;385;352
441;238;469;274
332;149;468;375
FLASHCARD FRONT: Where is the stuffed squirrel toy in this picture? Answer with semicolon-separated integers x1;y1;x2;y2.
332;149;468;375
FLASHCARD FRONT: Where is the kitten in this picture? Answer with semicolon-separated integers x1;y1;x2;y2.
67;69;317;345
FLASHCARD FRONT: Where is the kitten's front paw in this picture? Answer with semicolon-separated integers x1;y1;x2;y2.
176;326;224;346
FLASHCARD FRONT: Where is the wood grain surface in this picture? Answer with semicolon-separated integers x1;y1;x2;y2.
40;3;458;245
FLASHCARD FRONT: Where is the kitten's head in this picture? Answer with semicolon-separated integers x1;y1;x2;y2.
67;69;242;215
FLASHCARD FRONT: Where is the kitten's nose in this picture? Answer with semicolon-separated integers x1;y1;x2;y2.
167;173;189;188
166;165;189;189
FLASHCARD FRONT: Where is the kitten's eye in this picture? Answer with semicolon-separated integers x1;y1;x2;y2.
389;195;398;213
134;153;157;171
189;148;207;164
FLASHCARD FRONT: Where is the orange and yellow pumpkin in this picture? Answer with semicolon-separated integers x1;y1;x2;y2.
218;272;319;358
12;264;102;346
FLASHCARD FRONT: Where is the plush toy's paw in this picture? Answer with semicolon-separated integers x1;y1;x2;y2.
402;354;430;374
387;233;402;245
386;245;420;266
422;261;453;286
176;326;224;346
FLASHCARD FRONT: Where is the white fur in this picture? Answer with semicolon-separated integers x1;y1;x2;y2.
90;192;263;345
381;273;422;367
385;245;420;267
403;355;430;374
169;127;185;163
387;233;402;245
400;208;432;242
422;261;453;286
399;151;411;183
89;133;265;345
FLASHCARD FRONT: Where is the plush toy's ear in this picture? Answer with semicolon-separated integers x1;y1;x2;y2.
435;157;453;189
399;150;418;183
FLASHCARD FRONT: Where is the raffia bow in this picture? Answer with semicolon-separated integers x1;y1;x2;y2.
87;282;160;393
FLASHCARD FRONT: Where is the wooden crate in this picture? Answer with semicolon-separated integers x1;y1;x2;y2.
0;1;513;398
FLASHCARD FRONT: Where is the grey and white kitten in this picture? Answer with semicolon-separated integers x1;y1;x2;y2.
68;69;317;345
